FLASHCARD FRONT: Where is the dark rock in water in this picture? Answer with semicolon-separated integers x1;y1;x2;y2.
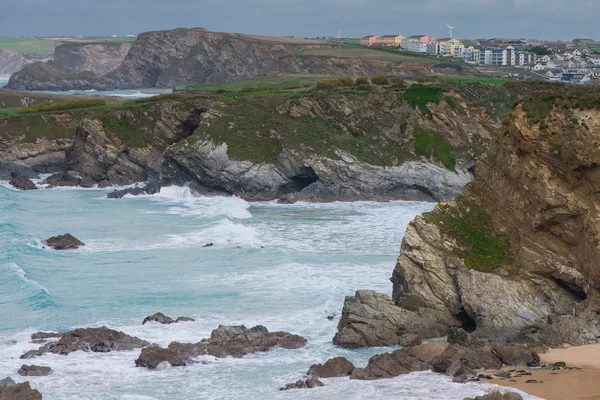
350;348;430;380
464;391;524;400
142;312;175;325
407;343;449;364
135;324;306;369
43;171;94;188
31;332;63;341
43;233;85;250
203;243;214;248
21;327;150;359
9;172;37;191
280;376;324;390
107;183;161;199
0;377;15;388
326;315;335;321
142;312;194;325
0;381;42;400
448;359;481;383
18;365;52;377
307;357;355;378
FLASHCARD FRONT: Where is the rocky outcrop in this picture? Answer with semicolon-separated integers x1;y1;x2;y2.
141;312;195;325
9;172;37;190
135;325;306;369
0;49;36;75
0;379;42;400
307;357;355;378
7;29;335;91
54;42;131;76
107;183;161;199
18;365;52;377
464;392;523;400
43;234;84;250
280;376;324;390
21;327;150;358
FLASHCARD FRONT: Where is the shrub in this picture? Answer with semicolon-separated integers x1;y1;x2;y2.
400;85;443;117
239;86;273;93
129;93;184;104
371;75;390;86
215;89;227;94
413;127;455;171
415;76;442;84
316;77;355;90
282;85;303;90
390;77;406;86
355;77;370;86
19;99;106;114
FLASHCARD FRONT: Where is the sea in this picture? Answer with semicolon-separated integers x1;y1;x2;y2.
0;181;542;400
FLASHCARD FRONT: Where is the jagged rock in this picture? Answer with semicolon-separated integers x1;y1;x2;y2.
350;348;429;380
407;342;449;363
307;357;355;378
203;243;214;248
333;290;450;348
43;233;85;250
43;171;94;188
142;312;175;325
464;392;523;400
107;183;161;199
175;317;195;322
0;378;14;388
0;382;42;400
398;333;422;347
18;365;52;377
280;376;324;390
31;332;63;341
9;172;37;190
21;327;150;358
135;325;306;369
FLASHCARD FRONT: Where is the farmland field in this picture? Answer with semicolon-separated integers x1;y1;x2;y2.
0;37;56;54
292;47;450;64
186;74;338;91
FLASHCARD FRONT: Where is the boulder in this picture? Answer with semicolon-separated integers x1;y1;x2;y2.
0;378;14;389
0;382;42;400
464;392;523;400
31;332;63;341
307;357;355;378
135;325;306;369
43;171;94;188
398;333;422;347
333;290;449;348
175;317;195;323
280;376;324;390
9;172;37;191
43;233;85;250
21;327;150;358
350;348;429;380
407;342;449;363
107;183;161;199
142;312;175;325
18;365;52;377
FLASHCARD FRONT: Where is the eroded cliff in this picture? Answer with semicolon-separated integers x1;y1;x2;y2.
54;42;132;76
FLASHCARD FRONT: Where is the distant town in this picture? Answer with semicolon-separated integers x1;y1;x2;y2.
356;33;600;84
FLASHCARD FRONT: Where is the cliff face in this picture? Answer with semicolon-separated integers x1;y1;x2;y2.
0;49;34;75
336;89;600;348
0;84;505;199
54;42;131;76
7;28;336;91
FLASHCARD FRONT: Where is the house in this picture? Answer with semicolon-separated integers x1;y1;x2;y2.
546;69;562;78
517;51;536;67
478;46;516;66
403;35;437;53
561;71;590;84
438;38;464;57
590;68;600;78
462;46;478;62
376;35;404;47
360;35;379;46
572;48;583;57
590;59;600;66
533;63;546;71
541;55;551;63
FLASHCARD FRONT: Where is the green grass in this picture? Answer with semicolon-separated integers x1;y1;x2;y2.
423;196;511;272
19;100;106;114
125;94;186;105
0;108;20;119
522;98;555;124
93;37;136;43
446;76;508;85
0;37;56;54
99;115;151;148
400;85;443;117
412;127;456;171
186;74;336;92
291;48;443;64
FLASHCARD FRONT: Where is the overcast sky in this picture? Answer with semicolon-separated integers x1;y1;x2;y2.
1;0;598;40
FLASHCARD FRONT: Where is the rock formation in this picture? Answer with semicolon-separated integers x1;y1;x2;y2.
54;42;131;76
307;357;355;378
0;49;36;75
0;379;42;400
18;365;52;377
21;327;150;358
464;392;523;400
280;376;324;390
135;325;306;369
9;172;37;190
43;234;85;250
141;312;195;325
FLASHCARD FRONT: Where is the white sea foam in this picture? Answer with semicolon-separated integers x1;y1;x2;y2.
7;262;49;294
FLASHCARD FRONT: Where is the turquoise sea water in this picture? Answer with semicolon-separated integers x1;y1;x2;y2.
0;183;539;399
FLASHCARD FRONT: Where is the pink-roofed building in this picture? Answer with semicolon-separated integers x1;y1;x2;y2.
360;35;379;46
403;35;437;53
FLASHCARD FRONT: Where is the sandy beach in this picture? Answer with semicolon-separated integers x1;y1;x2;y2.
491;345;600;400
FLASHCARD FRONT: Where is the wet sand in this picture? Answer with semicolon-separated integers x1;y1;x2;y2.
491;345;600;400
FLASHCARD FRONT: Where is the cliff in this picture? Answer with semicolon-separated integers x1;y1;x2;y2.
0;49;34;75
7;28;336;91
54;42;131;76
0;83;513;199
335;84;600;348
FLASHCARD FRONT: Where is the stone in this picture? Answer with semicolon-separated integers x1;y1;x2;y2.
333;290;449;348
552;361;567;368
464;392;524;400
0;382;42;400
407;342;449;363
107;183;161;199
350;348;429;380
307;357;355;378
9;172;37;190
203;243;214;248
175;317;195;323
0;378;14;389
18;365;52;377
136;325;306;369
398;333;422;347
142;312;175;325
43;171;94;188
43;233;85;250
31;332;63;341
21;327;150;358
280;376;324;390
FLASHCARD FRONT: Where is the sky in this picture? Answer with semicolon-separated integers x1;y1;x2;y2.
0;0;598;40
